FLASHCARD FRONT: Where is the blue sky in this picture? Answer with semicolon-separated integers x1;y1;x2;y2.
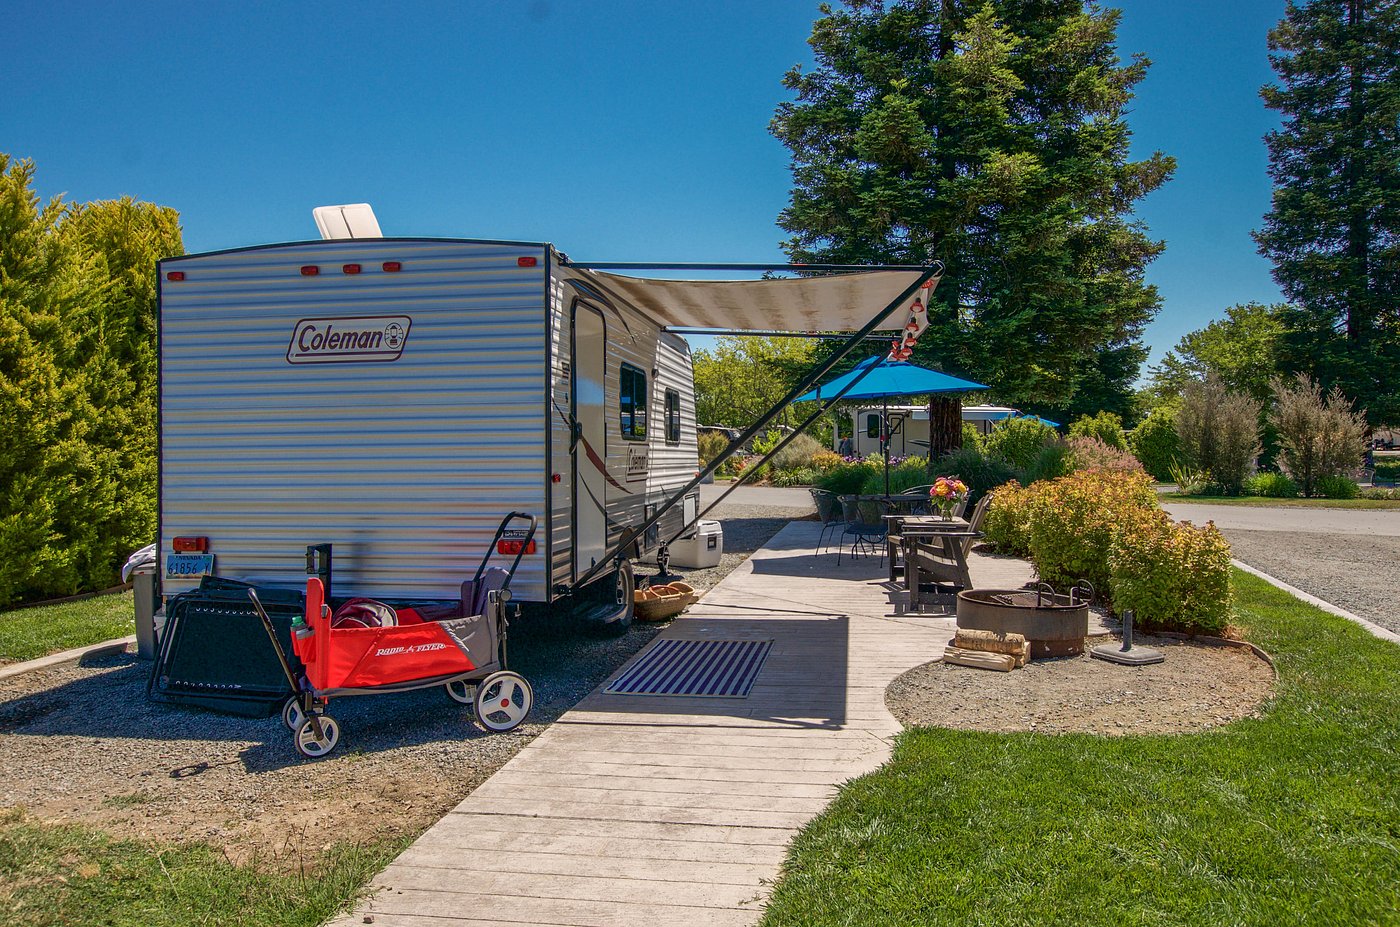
2;0;1285;373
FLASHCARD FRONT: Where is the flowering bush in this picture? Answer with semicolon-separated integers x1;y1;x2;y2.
1024;470;1158;592
810;451;844;473
1108;510;1232;634
981;480;1033;556
1067;436;1145;474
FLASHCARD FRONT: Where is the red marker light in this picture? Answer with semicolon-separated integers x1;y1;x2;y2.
551;473;562;483
496;539;537;555
172;536;209;553
300;265;319;276
165;270;185;282
517;256;538;267
382;261;402;272
342;263;361;275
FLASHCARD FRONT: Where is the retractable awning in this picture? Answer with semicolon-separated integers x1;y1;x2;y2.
567;265;932;333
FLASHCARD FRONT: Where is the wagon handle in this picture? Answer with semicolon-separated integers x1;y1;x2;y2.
247;589;303;695
472;512;539;593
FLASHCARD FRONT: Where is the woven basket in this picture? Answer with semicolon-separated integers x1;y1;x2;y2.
633;583;699;622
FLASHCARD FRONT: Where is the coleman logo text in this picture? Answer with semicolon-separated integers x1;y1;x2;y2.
287;315;412;364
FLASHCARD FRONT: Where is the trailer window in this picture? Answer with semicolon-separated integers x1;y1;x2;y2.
866;414;881;439
620;363;647;440
664;389;681;444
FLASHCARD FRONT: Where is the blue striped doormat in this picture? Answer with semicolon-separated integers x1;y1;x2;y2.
604;639;774;698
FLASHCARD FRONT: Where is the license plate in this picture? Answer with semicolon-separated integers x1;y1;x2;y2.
166;553;214;578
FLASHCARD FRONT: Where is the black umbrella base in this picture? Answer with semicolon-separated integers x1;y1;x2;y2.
1090;642;1165;666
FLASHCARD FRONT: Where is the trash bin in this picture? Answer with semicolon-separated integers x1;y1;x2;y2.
123;544;159;660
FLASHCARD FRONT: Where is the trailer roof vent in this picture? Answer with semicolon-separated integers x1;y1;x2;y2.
312;203;383;240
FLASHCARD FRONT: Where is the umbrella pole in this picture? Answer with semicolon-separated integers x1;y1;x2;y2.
883;396;890;497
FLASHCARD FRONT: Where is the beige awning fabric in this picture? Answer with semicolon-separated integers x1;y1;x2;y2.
569;268;938;333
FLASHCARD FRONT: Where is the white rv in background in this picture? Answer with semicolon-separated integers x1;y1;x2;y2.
845;405;1059;458
156;208;701;633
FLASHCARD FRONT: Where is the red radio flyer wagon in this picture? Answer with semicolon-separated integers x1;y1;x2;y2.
248;513;538;759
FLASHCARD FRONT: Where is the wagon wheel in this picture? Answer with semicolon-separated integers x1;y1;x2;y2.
294;715;341;759
281;695;307;731
473;671;533;733
444;679;474;704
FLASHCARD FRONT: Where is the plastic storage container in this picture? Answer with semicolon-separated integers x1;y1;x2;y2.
670;520;723;569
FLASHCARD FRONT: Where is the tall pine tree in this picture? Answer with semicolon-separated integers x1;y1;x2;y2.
1254;0;1400;425
771;1;1174;419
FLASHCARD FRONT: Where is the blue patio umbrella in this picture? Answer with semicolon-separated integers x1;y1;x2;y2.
796;356;987;496
794;355;986;402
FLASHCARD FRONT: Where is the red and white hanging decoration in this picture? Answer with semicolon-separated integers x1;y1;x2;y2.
886;280;934;362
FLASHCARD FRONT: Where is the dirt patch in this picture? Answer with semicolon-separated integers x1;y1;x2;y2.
887;634;1275;736
0;505;802;869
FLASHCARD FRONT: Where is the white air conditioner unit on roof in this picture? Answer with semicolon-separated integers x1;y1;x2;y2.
313;203;382;240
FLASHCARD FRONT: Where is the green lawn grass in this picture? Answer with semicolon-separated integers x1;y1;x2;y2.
760;570;1400;927
0;591;135;664
1160;492;1400;509
0;809;401;927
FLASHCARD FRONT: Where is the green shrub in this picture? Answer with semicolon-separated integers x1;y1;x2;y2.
1024;470;1159;592
770;432;825;472
1068;411;1129;451
752;428;787;456
1243;471;1299;498
697;431;729;469
810;450;844;473
1108;510;1232;634
1361;487;1400;500
770;467;821;487
816;461;878;496
981;480;1033;556
1067;436;1144;474
1177;374;1261;494
935;446;1017;505
1168;462;1211;496
1023;440;1075;484
1271;372;1367;497
858;457;932;495
985;416;1059;470
961;422;986;453
1129;407;1183;481
1315;474;1360;499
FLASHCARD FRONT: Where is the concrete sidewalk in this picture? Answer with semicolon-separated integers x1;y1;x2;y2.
331;522;1032;927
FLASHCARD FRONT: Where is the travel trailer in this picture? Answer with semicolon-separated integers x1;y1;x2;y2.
843;405;1061;457
156;206;937;633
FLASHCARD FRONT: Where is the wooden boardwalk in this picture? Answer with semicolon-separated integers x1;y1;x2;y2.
330;522;1033;927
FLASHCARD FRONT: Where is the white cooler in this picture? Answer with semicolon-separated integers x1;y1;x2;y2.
670;519;724;569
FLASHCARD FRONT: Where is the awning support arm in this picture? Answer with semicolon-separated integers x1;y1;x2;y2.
663;342;894;547
572;264;942;591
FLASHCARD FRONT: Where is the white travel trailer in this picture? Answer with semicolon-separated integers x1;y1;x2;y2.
843;405;1062;457
156;209;936;632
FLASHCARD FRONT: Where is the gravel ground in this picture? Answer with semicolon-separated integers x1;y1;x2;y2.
887;635;1275;736
1223;529;1400;636
0;504;801;868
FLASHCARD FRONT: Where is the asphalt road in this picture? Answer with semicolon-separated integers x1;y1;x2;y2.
1163;503;1400;537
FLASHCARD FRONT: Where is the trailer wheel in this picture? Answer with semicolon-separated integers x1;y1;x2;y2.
294;715;341;759
473;671;533;733
575;561;635;637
